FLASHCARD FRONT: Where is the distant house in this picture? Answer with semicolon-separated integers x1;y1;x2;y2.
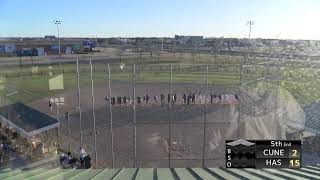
83;40;96;51
44;35;56;39
0;45;5;53
0;37;86;56
175;35;204;46
4;44;16;53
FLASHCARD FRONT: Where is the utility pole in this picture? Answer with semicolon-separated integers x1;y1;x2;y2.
161;38;164;53
246;20;255;64
54;20;62;65
247;20;254;39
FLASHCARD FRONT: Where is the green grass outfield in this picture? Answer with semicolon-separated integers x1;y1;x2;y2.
1;62;320;107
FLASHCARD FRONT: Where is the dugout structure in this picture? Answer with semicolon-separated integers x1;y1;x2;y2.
0;102;59;163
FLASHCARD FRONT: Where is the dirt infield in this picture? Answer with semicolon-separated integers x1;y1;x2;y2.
29;80;304;168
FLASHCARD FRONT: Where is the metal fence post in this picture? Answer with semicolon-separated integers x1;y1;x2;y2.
133;64;137;168
76;58;83;147
90;59;98;167
56;104;61;150
202;64;208;167
237;61;244;138
67;112;71;152
274;61;281;135
169;64;172;167
107;64;114;168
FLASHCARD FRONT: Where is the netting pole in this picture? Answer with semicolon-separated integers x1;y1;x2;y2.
90;59;98;167
202;64;208;167
107;64;115;168
65;62;73;153
76;58;83;147
56;104;61;150
265;60;270;113
67;112;71;152
169;64;172;167
237;60;244;138
274;61;281;137
253;57;257;124
133;64;137;168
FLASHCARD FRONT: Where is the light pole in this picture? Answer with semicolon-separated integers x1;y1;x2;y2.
246;20;255;64
247;20;254;39
54;20;62;65
161;38;164;53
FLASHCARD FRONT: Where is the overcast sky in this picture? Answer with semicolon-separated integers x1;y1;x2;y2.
1;0;320;40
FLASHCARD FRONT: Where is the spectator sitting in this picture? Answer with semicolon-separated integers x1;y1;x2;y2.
60;152;77;168
84;154;92;169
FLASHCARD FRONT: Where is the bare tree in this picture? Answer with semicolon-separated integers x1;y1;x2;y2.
115;48;123;63
155;51;161;61
192;51;196;62
139;49;142;60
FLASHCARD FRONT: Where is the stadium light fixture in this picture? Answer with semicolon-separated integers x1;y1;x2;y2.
53;20;62;65
247;20;255;39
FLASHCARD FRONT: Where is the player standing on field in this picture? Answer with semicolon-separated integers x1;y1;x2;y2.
160;94;164;105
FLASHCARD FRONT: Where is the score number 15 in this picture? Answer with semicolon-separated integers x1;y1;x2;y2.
289;149;300;168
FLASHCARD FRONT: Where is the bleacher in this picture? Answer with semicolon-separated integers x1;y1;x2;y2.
1;165;320;179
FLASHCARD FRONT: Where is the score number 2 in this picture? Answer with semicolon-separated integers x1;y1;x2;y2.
289;149;300;168
292;150;298;157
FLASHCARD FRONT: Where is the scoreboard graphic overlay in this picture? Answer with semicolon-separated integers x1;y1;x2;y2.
226;139;301;168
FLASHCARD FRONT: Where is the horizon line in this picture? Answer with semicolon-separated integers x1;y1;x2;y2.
1;36;320;41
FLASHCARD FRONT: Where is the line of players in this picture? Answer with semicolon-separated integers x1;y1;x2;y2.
106;93;239;106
